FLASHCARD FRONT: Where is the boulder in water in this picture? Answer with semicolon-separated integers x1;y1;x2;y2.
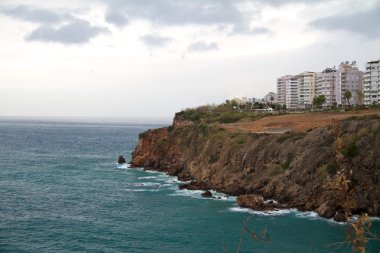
118;155;126;164
201;190;213;198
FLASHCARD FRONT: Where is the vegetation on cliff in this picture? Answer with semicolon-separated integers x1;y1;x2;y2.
174;100;273;124
131;114;380;222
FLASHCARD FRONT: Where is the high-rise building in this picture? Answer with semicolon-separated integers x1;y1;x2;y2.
285;76;298;109
316;67;336;106
277;75;298;108
277;76;287;106
335;61;363;106
297;72;316;108
364;59;380;105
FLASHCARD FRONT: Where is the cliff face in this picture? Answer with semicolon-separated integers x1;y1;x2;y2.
131;116;380;220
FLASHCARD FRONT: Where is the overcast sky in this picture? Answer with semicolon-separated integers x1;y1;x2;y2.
0;0;379;119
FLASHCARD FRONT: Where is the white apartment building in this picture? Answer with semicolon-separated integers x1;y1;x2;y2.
277;75;298;109
335;61;363;106
277;76;287;106
316;68;336;106
364;59;380;105
297;72;316;108
285;76;298;109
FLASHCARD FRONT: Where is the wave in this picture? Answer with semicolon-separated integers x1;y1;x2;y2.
228;207;298;216
138;176;158;180
169;189;235;202
125;188;160;192
126;182;161;187
117;163;130;169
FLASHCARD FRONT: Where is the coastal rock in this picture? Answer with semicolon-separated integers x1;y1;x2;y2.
316;201;336;219
131;116;380;220
333;212;347;222
118;155;126;164
237;194;266;210
179;181;209;191
201;190;213;198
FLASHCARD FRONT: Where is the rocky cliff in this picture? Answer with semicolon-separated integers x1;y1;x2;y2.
130;115;380;221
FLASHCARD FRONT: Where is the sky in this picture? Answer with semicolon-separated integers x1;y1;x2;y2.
0;0;379;119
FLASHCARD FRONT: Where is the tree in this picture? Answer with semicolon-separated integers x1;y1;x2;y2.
344;90;352;108
231;100;238;108
313;95;326;109
357;90;364;105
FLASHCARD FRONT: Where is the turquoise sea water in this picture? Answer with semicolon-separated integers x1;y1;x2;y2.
0;119;379;253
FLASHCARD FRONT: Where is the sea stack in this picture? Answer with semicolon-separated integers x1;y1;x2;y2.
118;155;126;164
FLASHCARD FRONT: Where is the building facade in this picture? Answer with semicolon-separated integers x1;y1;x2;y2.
316;67;336;106
364;59;380;105
276;76;287;106
335;61;363;106
297;71;316;108
285;76;298;109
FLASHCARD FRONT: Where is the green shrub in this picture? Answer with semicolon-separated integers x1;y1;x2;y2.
341;141;358;159
139;130;149;138
277;133;292;143
326;162;338;175
218;112;243;123
281;160;291;170
157;136;168;145
208;154;219;164
234;136;246;145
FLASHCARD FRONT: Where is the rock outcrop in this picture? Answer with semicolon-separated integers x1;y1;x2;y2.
118;155;126;164
130;115;380;219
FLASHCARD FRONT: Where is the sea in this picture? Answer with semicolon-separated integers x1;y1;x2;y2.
0;119;379;253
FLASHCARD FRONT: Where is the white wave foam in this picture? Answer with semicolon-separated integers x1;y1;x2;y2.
295;211;319;219
144;170;161;174
209;191;236;202
264;199;278;205
117;164;130;169
228;207;297;216
169;189;205;199
126;182;161;187
169;189;235;202
126;189;160;192
138;176;158;180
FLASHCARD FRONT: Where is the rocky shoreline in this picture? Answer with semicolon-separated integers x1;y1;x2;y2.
130;115;380;222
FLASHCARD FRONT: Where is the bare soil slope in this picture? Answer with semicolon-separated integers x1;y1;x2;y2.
223;110;380;133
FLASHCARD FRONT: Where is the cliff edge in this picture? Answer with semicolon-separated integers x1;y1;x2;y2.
131;114;380;221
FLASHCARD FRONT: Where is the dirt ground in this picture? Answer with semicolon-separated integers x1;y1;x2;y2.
222;109;380;133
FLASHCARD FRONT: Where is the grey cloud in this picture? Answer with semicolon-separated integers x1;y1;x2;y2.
105;1;245;25
140;34;173;47
230;22;272;36
25;20;109;44
105;8;129;27
310;5;380;38
188;41;219;52
0;5;72;24
103;0;263;35
261;0;327;5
